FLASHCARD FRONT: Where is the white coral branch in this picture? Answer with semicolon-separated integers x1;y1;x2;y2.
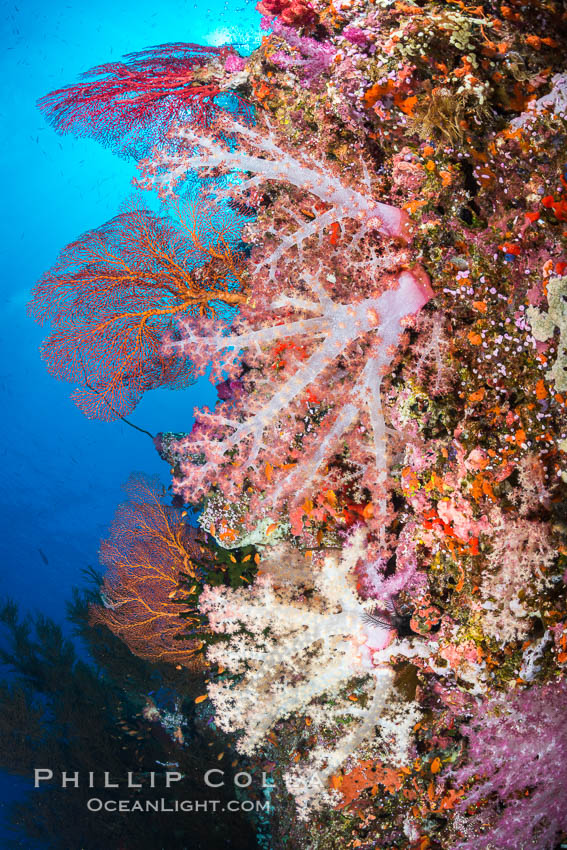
169;269;431;503
199;530;429;816
146;119;412;280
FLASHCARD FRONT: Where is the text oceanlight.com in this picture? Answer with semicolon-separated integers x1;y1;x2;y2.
34;770;274;814
86;799;270;813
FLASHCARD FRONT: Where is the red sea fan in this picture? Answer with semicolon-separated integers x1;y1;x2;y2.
38;43;250;157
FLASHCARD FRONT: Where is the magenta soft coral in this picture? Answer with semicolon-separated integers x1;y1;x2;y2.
453;680;567;849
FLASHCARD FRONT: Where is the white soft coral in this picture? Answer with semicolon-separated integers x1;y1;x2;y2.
199;529;429;815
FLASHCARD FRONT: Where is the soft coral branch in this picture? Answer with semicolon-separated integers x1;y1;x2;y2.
199;529;428;815
140;116;414;276
167;268;432;532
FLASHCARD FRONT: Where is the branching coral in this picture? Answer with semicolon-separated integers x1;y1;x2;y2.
454;680;567;850
267;21;336;87
139;115;432;537
141;116;414;262
167;268;431;530
480;516;555;645
199;529;428;815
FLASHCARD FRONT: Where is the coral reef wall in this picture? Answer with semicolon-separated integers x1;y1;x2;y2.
28;0;567;847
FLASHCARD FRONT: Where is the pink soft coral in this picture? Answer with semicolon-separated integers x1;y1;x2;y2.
454;681;567;850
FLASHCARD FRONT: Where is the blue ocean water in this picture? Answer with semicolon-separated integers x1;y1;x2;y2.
0;0;260;843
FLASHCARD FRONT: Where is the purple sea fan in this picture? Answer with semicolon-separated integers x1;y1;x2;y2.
453;680;567;849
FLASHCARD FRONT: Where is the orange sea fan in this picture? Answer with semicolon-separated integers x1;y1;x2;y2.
28;199;245;420
90;475;205;666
